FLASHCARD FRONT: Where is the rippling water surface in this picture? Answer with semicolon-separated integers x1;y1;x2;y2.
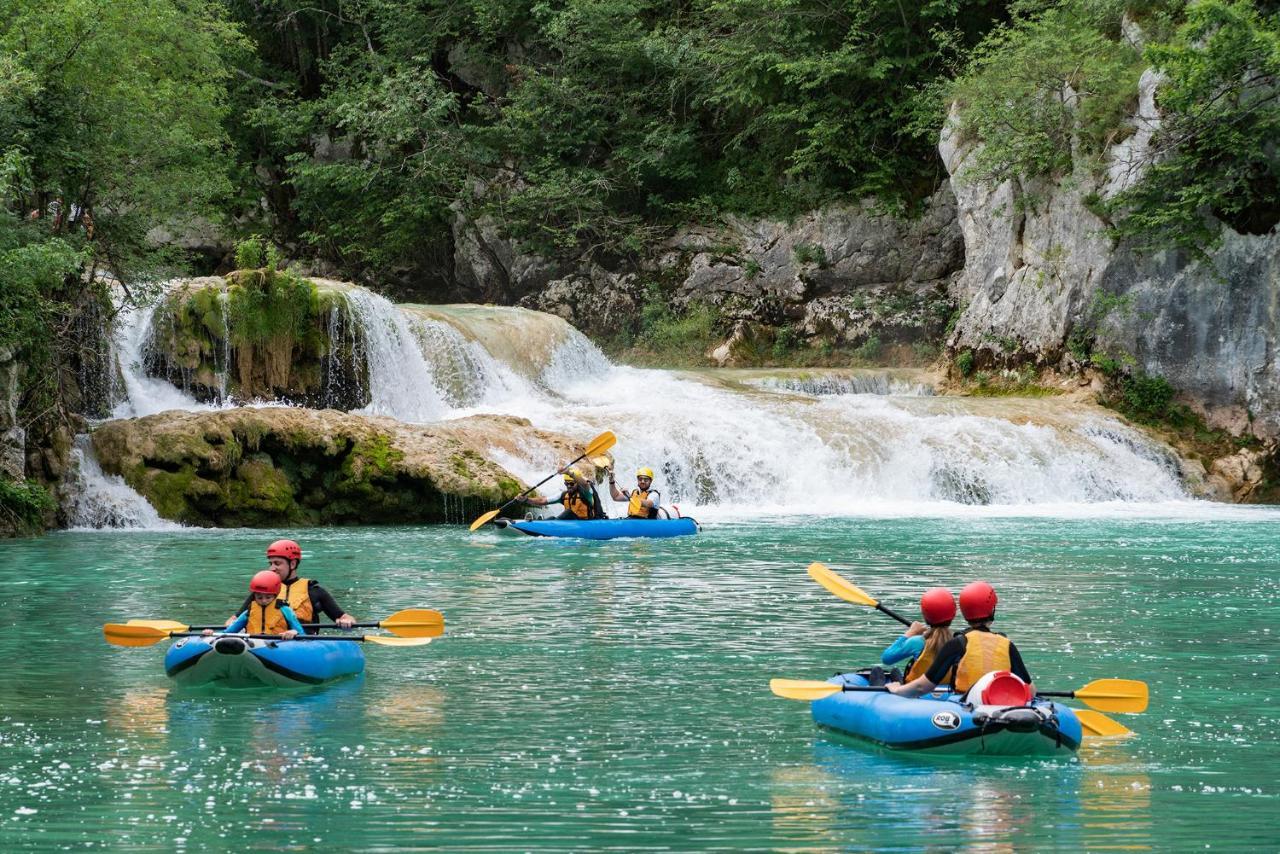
1;515;1276;850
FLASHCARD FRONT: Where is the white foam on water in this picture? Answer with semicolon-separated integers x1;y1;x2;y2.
109;287;210;419
63;435;180;530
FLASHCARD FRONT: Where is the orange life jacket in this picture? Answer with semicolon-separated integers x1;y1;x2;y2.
246;577;315;634
627;488;658;519
905;641;939;682
279;577;314;622
562;490;593;519
952;629;1012;693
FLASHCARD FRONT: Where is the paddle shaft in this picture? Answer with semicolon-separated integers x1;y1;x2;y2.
494;453;593;514
180;622;393;632
173;632;370;642
875;603;912;627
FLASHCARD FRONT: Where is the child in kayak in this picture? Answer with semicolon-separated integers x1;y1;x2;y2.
209;571;306;639
887;581;1034;699
229;539;357;634
880;587;956;682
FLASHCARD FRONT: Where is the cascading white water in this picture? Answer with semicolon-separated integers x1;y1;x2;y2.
94;277;1196;520
64;435;179;530
342;288;452;422
109;289;209;419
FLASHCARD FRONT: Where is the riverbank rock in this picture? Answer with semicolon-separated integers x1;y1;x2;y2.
941;69;1280;440
89;407;580;527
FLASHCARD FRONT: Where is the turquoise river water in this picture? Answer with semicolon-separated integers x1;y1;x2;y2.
0;512;1276;850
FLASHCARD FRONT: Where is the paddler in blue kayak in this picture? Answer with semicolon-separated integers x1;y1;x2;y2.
607;465;661;519
887;581;1035;699
228;539;357;634
208;571;306;639
880;587;956;680
522;468;607;520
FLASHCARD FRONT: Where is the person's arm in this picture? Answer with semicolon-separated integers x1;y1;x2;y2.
881;633;925;666
226;595;253;626
641;489;659;510
1008;642;1034;693
310;583;355;628
524;491;562;507
208;611;248;635
279;605;305;639
891;637;964;696
607;474;627;502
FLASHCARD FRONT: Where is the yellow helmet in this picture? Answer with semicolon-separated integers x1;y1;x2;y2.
563;467;581;483
637;466;654;480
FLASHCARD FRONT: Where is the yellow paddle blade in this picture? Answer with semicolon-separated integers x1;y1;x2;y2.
583;430;617;458
363;635;432;647
1075;709;1133;738
807;562;879;608
379;609;445;638
103;623;171;647
770;678;843;701
589;455;613;469
127;619;190;632
1075;679;1149;713
469;509;501;532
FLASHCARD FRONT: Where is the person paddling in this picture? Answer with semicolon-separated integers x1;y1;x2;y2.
229;539;356;634
522;468;606;520
887;581;1034;698
880;587;956;681
209;571;306;640
607;465;660;519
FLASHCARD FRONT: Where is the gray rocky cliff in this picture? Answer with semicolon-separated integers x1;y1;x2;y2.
942;70;1280;439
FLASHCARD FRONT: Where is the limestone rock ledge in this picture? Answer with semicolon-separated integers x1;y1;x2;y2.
90;408;576;527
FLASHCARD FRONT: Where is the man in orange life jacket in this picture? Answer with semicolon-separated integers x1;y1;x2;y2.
522;468;606;520
886;581;1034;698
229;539;356;634
607;465;660;519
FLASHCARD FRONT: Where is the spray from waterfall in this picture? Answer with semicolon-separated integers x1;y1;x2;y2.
64;435;178;530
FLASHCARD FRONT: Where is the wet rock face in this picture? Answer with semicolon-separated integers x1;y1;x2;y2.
942;73;1280;440
89;408;578;527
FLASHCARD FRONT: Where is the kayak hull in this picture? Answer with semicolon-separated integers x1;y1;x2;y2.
500;517;699;540
811;673;1082;756
164;635;366;689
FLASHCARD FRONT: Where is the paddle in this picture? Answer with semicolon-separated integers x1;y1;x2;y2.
126;608;445;639
807;562;911;626
104;624;430;648
1074;709;1133;737
469;430;617;531
769;677;1148;714
1035;678;1148;713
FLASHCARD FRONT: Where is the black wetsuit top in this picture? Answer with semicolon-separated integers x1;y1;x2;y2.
924;627;1032;685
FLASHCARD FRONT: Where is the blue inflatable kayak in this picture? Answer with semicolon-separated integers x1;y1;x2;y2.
164;635;366;689
497;517;699;540
811;673;1082;756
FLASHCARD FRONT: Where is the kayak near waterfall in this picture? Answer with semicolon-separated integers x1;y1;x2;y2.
494;516;699;540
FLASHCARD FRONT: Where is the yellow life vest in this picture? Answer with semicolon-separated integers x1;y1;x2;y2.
562;491;592;519
279;577;314;623
627;488;657;519
905;641;938;682
246;600;289;635
952;630;1012;692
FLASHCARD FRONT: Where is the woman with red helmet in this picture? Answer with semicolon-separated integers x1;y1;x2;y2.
888;581;1035;699
227;539;356;633
207;570;306;639
880;588;957;682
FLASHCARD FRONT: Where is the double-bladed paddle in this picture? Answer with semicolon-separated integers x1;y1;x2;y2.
469;430;617;531
103;623;431;647
123;608;444;638
768;679;1137;737
768;677;1147;713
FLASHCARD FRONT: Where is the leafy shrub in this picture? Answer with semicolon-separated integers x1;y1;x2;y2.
793;243;828;267
956;349;976;377
852;335;883;363
0;476;55;535
1120;372;1177;421
772;325;800;361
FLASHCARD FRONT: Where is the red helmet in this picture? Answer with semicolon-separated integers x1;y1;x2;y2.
250;570;282;595
959;581;998;622
919;587;956;626
266;539;302;562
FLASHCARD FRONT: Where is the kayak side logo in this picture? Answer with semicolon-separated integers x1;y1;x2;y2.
931;711;961;730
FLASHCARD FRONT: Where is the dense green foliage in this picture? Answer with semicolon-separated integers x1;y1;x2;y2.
953;0;1280;253
0;473;55;535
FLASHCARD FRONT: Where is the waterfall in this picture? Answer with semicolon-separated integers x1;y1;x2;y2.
109;286;209;419
64;435;178;530
89;277;1197;519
